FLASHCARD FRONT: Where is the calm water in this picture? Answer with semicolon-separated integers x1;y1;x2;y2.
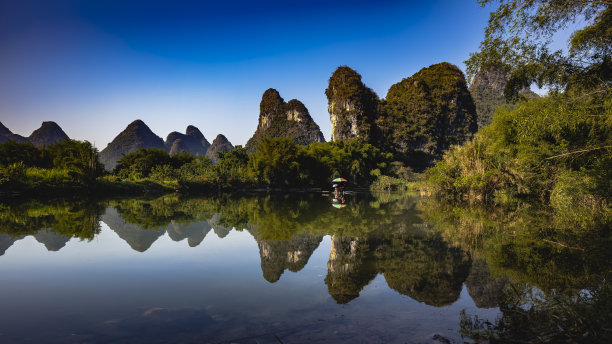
0;192;609;343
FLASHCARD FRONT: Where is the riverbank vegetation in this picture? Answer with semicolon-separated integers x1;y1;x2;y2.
425;0;611;225
0;137;402;196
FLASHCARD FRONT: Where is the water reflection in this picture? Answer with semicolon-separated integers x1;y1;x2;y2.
0;193;609;342
0;193;479;308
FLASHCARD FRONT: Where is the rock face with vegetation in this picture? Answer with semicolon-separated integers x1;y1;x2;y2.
99;120;166;170
205;134;234;164
246;88;325;151
165;125;210;156
27;121;70;147
469;67;537;128
378;62;478;166
326;66;379;143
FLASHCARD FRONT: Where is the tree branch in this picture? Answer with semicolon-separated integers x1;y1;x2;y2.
545;146;611;160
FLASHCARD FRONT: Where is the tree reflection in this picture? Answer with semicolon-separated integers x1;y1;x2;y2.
419;197;612;341
0;199;103;252
1;191;609;326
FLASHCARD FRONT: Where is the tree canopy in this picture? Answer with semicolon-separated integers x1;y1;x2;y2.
467;0;611;98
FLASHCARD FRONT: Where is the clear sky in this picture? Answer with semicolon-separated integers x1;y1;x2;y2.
0;0;494;148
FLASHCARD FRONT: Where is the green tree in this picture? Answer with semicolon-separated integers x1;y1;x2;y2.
216;145;251;185
0;141;48;167
46;140;104;185
248;137;302;186
114;148;172;179
467;0;611;98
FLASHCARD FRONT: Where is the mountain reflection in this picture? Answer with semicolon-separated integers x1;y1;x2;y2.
326;231;472;306
1;192;606;313
253;231;323;283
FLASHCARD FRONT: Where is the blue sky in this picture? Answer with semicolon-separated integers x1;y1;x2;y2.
0;0;494;148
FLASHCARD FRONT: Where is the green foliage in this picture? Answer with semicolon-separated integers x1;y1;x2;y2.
0;199;103;240
426;91;611;205
216;145;250;186
248;137;302;186
0;162;27;186
46;140;104;185
114;148;195;180
321;139;391;186
150;164;177;183
467;0;611;98
0;139;104;192
378;62;477;168
246;137;391;187
0;141;48;167
114;148;172;179
551;169;610;230
177;157;215;183
369;175;414;192
301;139;392;186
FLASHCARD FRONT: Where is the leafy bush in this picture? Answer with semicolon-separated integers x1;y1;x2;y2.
551;169;609;230
426;91;611;206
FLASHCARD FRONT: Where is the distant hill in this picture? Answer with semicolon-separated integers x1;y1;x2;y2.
246;88;325;151
0;122;27;144
205;134;234;164
165;125;210;156
28;121;69;147
99;120;166;170
0;121;68;146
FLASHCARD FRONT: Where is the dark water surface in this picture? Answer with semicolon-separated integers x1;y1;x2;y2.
0;193;609;343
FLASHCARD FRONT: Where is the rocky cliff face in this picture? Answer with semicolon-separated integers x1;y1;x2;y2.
378;62;477;167
99;120;166;170
325;66;379;143
246;88;325;151
205;134;234;164
165;125;210;156
28;121;70;147
469;67;537;128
